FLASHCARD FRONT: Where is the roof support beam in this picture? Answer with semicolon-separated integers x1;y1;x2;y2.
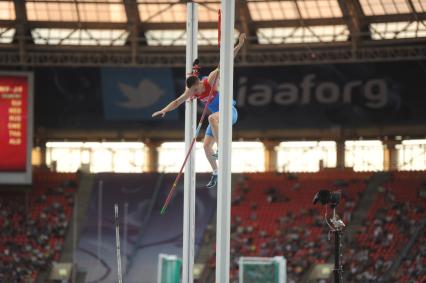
406;0;421;21
22;18;347;31
0;20;14;28
0;43;424;67
237;0;258;45
124;0;141;64
26;21;129;30
253;17;346;28
13;0;29;65
17;12;426;32
338;0;369;47
368;12;426;22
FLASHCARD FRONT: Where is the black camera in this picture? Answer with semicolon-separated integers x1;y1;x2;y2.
313;190;341;208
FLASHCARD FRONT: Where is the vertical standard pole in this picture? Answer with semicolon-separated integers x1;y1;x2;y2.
114;204;123;283
123;202;129;277
157;254;164;283
216;1;235;283
183;2;198;283
97;180;103;272
72;194;78;283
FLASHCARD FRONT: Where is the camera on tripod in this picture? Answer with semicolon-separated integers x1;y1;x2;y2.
313;189;341;208
312;189;345;282
313;190;345;229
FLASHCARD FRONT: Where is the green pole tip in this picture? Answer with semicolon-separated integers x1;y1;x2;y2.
160;207;166;215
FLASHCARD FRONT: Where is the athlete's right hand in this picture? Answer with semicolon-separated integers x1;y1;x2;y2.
152;110;166;118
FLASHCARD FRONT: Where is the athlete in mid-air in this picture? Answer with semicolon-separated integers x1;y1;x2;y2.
152;33;246;188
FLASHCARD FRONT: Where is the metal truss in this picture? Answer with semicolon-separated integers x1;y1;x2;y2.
0;0;425;67
0;43;425;67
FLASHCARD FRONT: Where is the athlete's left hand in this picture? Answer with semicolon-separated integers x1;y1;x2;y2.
152;110;166;118
238;33;246;46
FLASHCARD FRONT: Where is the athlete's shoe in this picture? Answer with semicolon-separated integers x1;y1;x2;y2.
206;174;218;188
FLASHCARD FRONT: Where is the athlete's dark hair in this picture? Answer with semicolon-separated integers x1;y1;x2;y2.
186;75;199;88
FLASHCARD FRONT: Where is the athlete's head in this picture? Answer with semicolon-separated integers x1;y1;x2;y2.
186;75;200;89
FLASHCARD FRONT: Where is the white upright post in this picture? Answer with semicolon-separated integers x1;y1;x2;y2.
183;2;198;283
72;194;78;283
123;202;129;276
97;180;103;273
216;1;235;283
114;204;123;283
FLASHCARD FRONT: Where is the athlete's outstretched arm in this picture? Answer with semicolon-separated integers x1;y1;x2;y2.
152;89;191;117
206;33;246;87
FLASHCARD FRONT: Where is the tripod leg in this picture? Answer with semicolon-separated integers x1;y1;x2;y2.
334;230;343;283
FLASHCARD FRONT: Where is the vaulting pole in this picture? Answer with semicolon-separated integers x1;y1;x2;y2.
216;1;235;282
183;2;197;283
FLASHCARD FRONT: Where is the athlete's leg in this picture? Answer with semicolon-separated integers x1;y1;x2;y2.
203;134;218;188
208;112;220;145
232;106;238;125
203;134;217;172
208;109;237;160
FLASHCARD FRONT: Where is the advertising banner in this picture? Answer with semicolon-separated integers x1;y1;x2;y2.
232;62;426;128
101;67;178;121
35;61;426;130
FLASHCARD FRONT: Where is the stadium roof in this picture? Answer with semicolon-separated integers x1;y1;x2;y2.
0;0;425;66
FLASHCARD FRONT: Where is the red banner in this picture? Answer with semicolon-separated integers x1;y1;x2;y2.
0;76;28;172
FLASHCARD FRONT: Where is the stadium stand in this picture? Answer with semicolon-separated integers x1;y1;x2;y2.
208;171;370;283
0;172;78;283
392;232;426;283
205;171;426;283
345;171;426;282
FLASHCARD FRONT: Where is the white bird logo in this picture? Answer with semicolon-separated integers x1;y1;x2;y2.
117;79;164;108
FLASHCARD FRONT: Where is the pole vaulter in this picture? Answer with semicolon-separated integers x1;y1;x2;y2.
152;32;245;215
